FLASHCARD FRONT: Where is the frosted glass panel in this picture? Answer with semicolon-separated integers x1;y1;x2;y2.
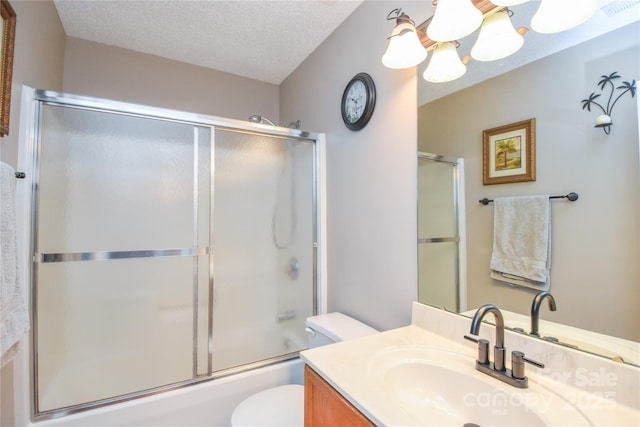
212;130;314;371
418;242;458;311
38;105;208;253
36;256;206;412
417;156;460;312
418;159;455;238
34;105;211;412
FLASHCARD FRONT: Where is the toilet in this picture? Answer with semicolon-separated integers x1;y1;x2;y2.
230;312;378;426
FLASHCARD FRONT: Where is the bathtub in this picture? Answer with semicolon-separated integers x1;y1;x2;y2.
32;358;304;427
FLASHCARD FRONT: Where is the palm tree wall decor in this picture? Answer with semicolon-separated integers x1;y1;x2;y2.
581;71;636;135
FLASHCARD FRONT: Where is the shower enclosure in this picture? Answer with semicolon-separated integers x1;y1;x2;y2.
20;89;322;418
417;153;466;313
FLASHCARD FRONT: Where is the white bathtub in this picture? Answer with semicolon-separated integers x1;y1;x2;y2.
32;358;304;427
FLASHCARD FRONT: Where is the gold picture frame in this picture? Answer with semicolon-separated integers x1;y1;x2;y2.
0;0;15;137
482;118;536;185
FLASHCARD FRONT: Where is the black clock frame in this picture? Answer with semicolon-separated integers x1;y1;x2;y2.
341;73;376;131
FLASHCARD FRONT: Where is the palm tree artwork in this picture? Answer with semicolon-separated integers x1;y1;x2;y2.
581;71;636;134
494;136;521;171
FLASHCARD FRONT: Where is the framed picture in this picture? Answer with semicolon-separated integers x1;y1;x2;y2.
0;0;15;137
482;118;536;185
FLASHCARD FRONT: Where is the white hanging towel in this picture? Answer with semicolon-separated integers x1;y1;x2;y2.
1;161;29;367
490;195;551;290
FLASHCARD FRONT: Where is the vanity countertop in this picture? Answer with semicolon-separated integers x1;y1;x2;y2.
300;303;640;426
301;324;470;425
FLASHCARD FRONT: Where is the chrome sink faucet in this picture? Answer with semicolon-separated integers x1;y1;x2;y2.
530;291;557;336
465;304;544;388
469;304;506;371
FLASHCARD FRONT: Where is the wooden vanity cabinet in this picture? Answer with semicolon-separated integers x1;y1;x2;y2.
304;365;374;427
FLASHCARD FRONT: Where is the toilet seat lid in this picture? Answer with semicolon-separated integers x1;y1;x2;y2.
231;384;304;426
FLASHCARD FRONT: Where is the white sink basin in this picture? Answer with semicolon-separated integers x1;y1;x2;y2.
369;346;591;426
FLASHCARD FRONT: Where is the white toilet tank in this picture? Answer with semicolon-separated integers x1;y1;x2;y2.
230;312;378;427
305;312;379;348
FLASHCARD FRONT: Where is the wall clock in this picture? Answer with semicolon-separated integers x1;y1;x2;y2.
341;73;376;131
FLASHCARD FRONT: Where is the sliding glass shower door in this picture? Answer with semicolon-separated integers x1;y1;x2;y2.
35;105;212;412
417;153;465;313
29;92;318;416
212;130;314;371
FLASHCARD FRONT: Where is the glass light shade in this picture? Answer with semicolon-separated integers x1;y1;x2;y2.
427;0;483;42
471;11;524;61
382;22;428;69
491;0;530;5
423;42;467;83
531;0;598;34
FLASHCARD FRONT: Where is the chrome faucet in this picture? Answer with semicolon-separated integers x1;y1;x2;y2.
469;304;506;371
530;291;557;336
465;304;544;388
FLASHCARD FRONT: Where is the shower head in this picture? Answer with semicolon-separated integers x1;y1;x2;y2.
287;120;301;129
248;115;277;127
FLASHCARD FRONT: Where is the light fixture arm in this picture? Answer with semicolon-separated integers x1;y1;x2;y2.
386;8;402;21
386;8;416;36
386;8;413;24
382;9;427;69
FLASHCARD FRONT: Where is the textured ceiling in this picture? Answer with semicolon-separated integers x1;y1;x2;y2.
53;0;638;93
53;0;363;85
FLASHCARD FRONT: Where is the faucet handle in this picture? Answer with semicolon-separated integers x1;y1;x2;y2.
464;335;490;365
463;334;479;343
511;351;545;380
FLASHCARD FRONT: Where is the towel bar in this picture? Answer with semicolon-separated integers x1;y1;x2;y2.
479;192;579;206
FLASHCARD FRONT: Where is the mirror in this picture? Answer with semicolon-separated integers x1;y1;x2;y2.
417;12;639;366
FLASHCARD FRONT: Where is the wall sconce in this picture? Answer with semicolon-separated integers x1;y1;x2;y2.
581;72;637;135
382;9;427;69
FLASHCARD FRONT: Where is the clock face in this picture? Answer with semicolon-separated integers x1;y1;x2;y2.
341;73;376;131
344;80;367;124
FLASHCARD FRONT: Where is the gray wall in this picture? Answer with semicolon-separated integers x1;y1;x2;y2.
280;1;418;331
419;22;640;341
63;37;280;124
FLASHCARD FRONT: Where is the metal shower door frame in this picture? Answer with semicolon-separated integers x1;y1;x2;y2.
417;152;467;313
19;88;324;419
